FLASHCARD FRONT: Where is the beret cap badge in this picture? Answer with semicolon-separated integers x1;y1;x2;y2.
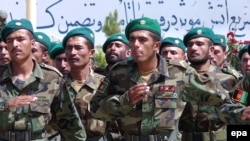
15;22;22;26
175;40;180;44
38;35;43;39
140;20;146;25
197;29;202;35
220;38;224;43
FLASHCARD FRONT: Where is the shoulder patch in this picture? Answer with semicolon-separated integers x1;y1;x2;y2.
97;80;109;93
39;63;63;77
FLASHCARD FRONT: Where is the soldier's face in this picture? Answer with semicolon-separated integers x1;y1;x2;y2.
129;30;159;63
186;37;212;66
31;42;44;63
54;53;71;76
65;36;94;69
105;41;130;65
160;46;186;60
5;29;35;63
0;41;11;65
241;52;250;75
211;45;227;68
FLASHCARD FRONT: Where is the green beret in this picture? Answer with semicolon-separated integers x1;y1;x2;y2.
62;27;95;48
1;18;33;42
125;17;161;39
183;27;215;46
34;32;51;49
102;33;129;52
160;37;186;53
239;45;249;60
213;34;227;49
49;42;64;59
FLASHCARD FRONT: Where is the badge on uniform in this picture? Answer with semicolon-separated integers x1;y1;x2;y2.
97;80;109;93
232;89;248;105
159;85;175;92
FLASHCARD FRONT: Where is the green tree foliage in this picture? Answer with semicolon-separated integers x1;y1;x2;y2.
102;9;121;37
94;9;122;69
94;46;107;69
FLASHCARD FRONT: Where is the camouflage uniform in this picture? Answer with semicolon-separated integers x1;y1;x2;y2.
231;71;250;106
179;63;245;141
90;54;238;141
0;62;86;141
221;63;242;81
65;69;107;141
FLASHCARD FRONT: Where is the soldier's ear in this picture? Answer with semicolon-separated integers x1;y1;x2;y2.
154;41;161;50
209;46;214;53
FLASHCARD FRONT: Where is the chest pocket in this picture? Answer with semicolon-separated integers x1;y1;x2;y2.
29;95;51;114
28;95;52;132
154;86;178;129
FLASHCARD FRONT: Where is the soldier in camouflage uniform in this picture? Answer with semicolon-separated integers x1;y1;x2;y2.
89;17;250;141
100;33;131;76
159;37;187;60
231;45;250;106
179;27;247;141
49;42;70;76
62;27;108;141
0;35;11;65
210;34;242;80
0;19;86;141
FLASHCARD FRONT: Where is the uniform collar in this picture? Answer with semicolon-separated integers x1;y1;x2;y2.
1;60;44;81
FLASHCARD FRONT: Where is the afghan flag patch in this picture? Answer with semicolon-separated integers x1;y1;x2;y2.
232;89;248;105
97;80;109;93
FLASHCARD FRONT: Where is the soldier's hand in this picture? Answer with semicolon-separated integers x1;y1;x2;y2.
128;83;149;104
7;95;37;110
241;106;250;120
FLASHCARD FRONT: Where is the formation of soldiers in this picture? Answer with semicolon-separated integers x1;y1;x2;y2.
0;16;250;141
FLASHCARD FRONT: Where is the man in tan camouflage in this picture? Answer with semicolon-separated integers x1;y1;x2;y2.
62;27;108;141
179;27;249;141
159;37;187;61
89;17;250;141
0;18;86;141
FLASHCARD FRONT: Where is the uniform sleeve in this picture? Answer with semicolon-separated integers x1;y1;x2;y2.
90;77;134;121
51;80;86;141
183;71;247;125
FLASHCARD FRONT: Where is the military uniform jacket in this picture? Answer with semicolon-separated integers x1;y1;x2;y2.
65;69;106;137
0;62;86;141
179;63;246;132
90;55;225;136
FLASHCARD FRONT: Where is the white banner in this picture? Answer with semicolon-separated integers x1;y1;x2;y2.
0;0;250;45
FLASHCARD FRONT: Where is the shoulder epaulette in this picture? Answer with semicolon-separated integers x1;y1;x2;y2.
39;63;63;77
222;66;243;80
166;59;189;69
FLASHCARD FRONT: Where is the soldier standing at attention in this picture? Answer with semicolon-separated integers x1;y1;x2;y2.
159;37;187;60
0;35;11;65
0;18;86;141
89;17;250;141
32;31;54;66
179;27;248;141
49;42;71;76
210;34;242;80
230;45;250;106
101;33;131;75
62;27;108;141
